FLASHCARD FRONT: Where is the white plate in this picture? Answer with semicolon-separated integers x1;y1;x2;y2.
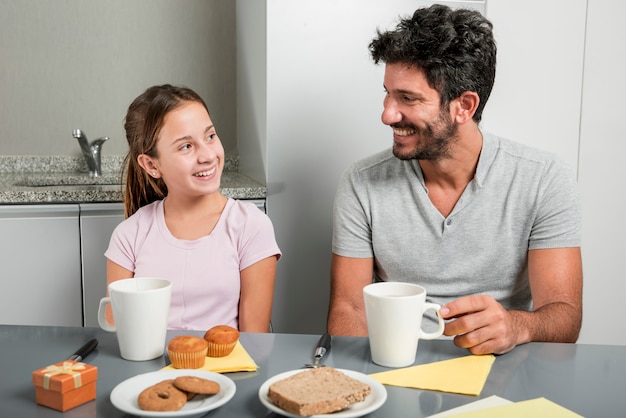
258;368;387;418
110;369;236;418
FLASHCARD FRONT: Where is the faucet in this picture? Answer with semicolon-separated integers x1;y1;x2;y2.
73;129;108;177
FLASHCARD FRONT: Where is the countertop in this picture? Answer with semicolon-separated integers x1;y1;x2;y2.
0;155;266;204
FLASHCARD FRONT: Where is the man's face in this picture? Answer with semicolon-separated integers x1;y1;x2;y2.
382;63;458;161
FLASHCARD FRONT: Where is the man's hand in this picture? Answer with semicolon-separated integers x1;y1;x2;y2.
440;295;529;355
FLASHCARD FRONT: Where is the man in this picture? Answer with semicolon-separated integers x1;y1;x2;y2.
327;4;582;355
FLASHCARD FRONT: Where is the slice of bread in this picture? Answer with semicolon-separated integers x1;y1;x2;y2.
267;367;372;416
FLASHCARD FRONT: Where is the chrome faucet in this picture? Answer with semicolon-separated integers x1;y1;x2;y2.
73;129;108;177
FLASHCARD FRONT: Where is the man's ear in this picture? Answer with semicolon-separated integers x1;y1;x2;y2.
137;154;160;178
452;91;480;124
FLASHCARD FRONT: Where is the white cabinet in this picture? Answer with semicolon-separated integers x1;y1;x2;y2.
0;204;82;326
79;203;125;327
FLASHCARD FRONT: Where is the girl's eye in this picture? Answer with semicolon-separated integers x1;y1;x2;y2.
180;143;192;151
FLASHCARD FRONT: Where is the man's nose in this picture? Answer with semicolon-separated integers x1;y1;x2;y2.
381;99;402;126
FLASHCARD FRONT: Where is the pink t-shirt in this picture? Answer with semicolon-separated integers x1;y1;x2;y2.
105;199;281;330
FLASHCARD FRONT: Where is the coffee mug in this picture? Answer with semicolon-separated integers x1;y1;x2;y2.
363;282;445;367
97;277;172;361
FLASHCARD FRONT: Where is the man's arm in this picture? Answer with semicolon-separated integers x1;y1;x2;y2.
327;254;375;336
442;247;583;354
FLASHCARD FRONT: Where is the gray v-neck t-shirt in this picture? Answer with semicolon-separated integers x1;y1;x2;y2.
332;131;581;328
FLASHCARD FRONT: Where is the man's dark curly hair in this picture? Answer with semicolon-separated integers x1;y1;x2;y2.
369;4;496;123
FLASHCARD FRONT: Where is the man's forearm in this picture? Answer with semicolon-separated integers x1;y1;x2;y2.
327;305;368;336
512;302;582;344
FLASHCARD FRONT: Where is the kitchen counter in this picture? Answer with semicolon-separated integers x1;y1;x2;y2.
0;155;266;204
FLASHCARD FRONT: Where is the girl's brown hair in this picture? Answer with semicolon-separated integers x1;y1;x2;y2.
122;84;209;218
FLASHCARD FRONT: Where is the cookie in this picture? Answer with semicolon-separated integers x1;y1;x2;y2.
173;375;221;395
138;379;188;411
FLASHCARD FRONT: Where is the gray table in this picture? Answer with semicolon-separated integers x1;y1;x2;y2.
1;325;624;417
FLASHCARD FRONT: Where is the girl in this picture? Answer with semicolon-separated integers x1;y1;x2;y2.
105;84;281;332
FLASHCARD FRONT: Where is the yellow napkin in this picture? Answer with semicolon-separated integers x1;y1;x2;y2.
369;354;495;396
162;341;258;373
441;397;584;418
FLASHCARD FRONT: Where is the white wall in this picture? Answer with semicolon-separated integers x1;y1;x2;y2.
239;0;486;334
486;0;626;345
239;0;626;345
482;0;586;170
577;0;626;345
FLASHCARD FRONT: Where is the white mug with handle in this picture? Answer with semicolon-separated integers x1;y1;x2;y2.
363;281;445;367
97;277;171;361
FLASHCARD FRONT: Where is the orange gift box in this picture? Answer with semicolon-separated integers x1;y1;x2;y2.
32;360;98;412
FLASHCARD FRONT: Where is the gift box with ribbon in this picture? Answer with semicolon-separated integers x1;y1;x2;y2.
32;360;98;412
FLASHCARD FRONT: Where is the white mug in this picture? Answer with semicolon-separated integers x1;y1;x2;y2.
363;282;445;367
97;277;172;361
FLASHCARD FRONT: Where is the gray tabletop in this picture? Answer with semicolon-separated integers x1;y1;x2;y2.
1;325;624;417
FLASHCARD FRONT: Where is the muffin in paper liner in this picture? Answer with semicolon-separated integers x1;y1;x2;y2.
204;325;240;357
166;336;208;369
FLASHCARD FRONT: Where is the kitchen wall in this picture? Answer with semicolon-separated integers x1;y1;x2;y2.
0;0;237;156
238;0;626;345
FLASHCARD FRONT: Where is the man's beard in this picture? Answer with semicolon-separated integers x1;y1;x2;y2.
392;110;458;162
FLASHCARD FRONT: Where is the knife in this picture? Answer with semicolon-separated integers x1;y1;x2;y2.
68;338;98;362
306;333;332;368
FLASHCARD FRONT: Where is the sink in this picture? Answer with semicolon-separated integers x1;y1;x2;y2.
15;172;121;187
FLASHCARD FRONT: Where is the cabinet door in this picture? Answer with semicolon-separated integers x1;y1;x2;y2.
79;203;125;327
0;204;82;326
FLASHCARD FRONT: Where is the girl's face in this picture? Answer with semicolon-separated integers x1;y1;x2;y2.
141;100;225;199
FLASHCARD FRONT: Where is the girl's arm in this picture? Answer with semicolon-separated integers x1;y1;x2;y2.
238;256;278;332
104;259;134;323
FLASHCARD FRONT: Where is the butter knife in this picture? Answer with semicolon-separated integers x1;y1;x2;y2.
68;338;98;362
306;333;332;368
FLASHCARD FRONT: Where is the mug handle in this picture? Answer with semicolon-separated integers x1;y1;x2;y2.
97;297;116;332
420;302;445;340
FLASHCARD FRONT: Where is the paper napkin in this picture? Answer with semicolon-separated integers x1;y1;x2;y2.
437;397;584;418
369;354;495;396
426;395;513;417
162;341;259;373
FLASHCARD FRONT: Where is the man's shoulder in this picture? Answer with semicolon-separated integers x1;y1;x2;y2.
485;132;560;164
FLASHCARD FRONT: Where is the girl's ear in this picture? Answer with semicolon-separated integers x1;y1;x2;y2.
451;91;480;124
137;154;160;178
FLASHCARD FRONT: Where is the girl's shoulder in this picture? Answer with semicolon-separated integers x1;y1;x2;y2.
128;200;162;222
222;199;273;228
116;200;162;233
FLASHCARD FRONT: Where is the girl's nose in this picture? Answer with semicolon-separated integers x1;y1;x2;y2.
197;141;217;162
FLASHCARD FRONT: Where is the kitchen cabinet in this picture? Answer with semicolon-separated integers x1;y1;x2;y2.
79;203;125;327
0;198;266;328
0;204;82;326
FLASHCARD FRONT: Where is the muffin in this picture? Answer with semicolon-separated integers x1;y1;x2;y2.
166;336;208;368
203;325;240;357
